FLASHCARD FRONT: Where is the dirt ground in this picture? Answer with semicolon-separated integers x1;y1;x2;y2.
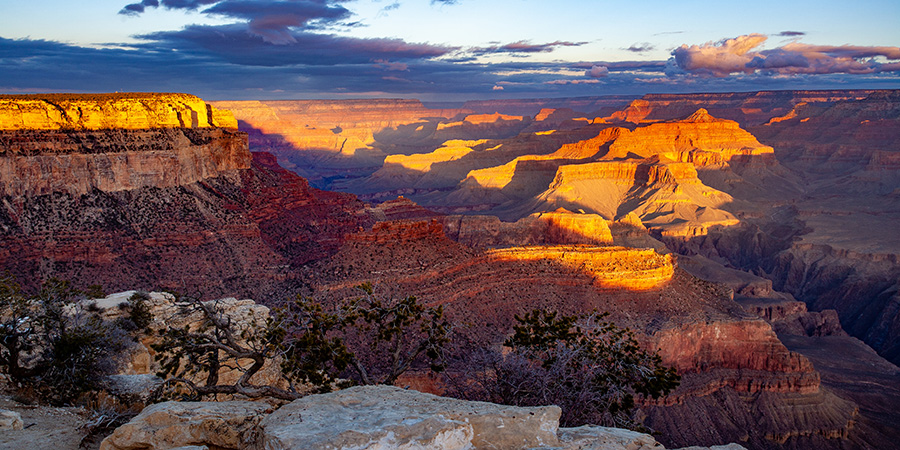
0;394;103;450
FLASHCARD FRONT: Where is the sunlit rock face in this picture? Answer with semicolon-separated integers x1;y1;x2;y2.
211;99;471;172
300;213;856;450
0;128;250;197
0;94;368;297
0;93;237;130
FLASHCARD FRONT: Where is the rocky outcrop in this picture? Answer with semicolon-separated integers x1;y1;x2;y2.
485;245;674;290
100;401;275;450
737;297;846;338
101;385;745;450
0;409;24;431
0;93;236;130
256;385;562;450
443;210;614;248
83;290;286;389
604;109;774;164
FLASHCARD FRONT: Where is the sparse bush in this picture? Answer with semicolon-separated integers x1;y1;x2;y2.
150;283;450;400
0;276;129;405
127;291;153;330
444;309;679;430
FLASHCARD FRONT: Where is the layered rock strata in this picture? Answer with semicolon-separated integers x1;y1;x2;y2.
0;93;237;130
304;219;852;450
0;94;367;297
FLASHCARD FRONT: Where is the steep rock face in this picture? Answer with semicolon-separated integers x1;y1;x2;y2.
0;128;249;197
0;95;368;297
0;93;236;130
604;91;878;126
766;244;900;366
443;211;614;248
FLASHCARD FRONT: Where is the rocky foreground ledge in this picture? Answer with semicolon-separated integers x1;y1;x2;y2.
100;385;746;450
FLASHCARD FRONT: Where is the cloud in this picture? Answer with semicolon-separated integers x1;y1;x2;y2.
778;31;805;37
122;0;353;44
585;65;609;78
672;33;900;77
138;24;454;66
471;40;586;55
120;0;216;15
374;59;408;71
545;79;600;85
492;85;504;90
625;43;655;53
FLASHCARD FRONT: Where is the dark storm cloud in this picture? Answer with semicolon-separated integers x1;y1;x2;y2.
138;24;454;66
624;43;655;53
120;0;217;15
570;60;667;73
470;40;587;55
122;0;353;44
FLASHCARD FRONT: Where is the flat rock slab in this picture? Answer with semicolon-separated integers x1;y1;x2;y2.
254;385;562;450
558;425;664;450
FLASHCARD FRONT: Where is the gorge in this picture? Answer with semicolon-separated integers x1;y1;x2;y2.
1;91;898;450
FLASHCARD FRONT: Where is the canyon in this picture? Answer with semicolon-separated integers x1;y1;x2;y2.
2;91;899;450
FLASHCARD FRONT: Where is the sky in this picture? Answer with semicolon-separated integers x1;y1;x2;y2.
1;0;899;101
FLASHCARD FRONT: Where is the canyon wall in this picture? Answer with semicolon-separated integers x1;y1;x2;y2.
0;94;367;298
0;93;237;130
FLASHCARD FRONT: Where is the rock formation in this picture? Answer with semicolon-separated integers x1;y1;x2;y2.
0;94;368;298
210;99;470;175
101;385;745;450
302;216;859;450
0;93;237;130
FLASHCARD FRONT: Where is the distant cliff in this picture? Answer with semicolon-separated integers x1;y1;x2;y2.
0;93;237;130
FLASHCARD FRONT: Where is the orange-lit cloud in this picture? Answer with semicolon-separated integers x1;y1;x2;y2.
672;33;900;77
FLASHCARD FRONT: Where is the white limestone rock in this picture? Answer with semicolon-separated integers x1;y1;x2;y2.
557;424;664;449
0;409;24;430
253;385;562;450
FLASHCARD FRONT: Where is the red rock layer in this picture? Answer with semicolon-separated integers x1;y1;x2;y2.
304;223;848;449
0;128;249;197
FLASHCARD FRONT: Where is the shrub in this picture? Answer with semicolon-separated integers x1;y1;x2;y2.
150;283;450;400
0;276;128;405
445;309;679;430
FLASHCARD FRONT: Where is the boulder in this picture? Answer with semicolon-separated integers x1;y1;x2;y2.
558;425;663;449
99;401;275;450
0;409;24;430
253;385;562;450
